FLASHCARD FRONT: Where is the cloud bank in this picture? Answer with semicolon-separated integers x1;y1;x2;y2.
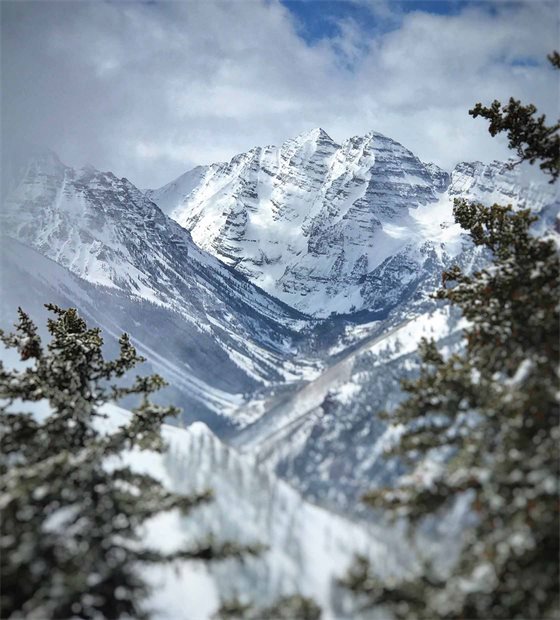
2;0;558;188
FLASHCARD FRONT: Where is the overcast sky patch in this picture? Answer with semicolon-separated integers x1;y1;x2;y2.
1;0;557;188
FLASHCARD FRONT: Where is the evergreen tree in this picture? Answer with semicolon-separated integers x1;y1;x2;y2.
216;594;322;620
341;57;560;619
469;51;559;182
0;305;248;619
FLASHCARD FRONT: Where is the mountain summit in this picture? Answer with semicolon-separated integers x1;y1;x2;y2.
148;129;554;317
0;149;318;423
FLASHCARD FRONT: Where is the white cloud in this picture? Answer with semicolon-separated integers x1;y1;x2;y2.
1;0;557;188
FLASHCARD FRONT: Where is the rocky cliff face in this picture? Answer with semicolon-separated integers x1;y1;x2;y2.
148;129;450;316
448;159;556;208
149;129;555;318
0;150;322;426
1;148;300;323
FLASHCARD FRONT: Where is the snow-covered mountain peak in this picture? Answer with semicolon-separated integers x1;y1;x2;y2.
351;129;393;144
342;130;410;155
7;146;67;190
1;154;184;295
1;151;322;424
449;159;557;210
147;127;554;317
290;126;335;146
278;127;339;167
148;128;455;315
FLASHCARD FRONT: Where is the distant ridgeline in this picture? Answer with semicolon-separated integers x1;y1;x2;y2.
1;132;557;515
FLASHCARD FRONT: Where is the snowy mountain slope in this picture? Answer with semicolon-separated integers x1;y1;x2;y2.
99;404;427;620
0;237;320;430
3;139;556;519
448;159;557;209
149;129;556;318
0;148;309;333
232;304;467;514
229;223;493;515
0;387;418;620
0;150;335;421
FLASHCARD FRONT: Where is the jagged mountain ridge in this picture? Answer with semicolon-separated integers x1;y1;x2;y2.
1;135;556;614
149;128;556;318
148;128;450;317
0;150;325;426
1;148;303;326
2;140;555;432
0;237;320;428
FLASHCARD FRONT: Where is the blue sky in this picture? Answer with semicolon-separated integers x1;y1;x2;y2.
282;1;382;42
2;0;558;187
283;1;499;44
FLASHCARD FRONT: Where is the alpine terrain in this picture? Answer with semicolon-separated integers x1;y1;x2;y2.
148;128;555;317
1;129;557;617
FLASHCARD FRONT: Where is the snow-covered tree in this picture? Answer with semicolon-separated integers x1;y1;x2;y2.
469;51;559;182
216;594;321;620
341;55;559;619
0;305;247;619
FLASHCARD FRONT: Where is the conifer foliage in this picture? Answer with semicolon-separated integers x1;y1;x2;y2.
0;305;238;619
341;57;560;619
469;52;560;182
216;594;322;620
